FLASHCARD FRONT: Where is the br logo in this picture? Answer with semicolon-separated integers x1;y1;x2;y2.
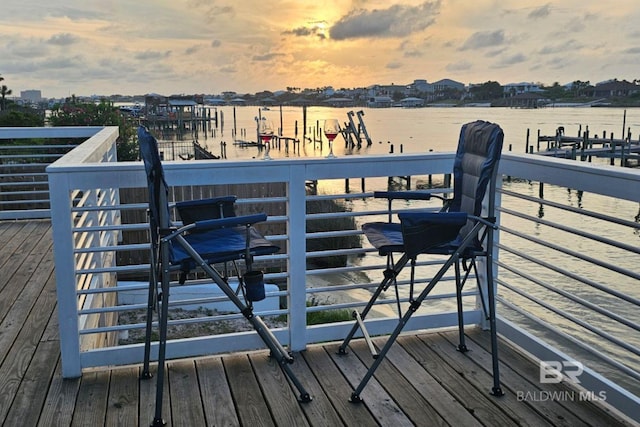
540;360;584;384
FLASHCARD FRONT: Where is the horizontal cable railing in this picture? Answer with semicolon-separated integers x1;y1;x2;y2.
0;132;87;219
495;174;640;408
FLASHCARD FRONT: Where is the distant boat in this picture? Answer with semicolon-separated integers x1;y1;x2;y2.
119;103;143;116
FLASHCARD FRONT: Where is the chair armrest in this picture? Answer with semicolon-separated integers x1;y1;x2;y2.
192;213;268;231
374;190;433;201
164;214;268;242
399;211;468;225
175;196;237;210
468;215;498;229
178;213;267;233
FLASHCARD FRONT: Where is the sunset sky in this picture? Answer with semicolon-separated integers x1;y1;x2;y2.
1;0;640;98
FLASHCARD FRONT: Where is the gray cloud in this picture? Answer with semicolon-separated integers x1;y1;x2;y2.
5;38;49;58
134;50;172;60
185;45;201;55
43;56;83;68
485;47;508;58
212;40;221;48
252;53;285;62
446;60;472;72
286;27;314;36
219;65;237;73
386;61;403;69
491;53;527;68
329;1;441;40
187;1;235;21
528;4;551;20
282;25;327;40
623;47;640;54
47;33;79;46
403;49;423;58
459;30;505;51
538;39;583;55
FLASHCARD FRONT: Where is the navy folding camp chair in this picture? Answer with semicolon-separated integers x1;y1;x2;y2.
338;120;504;402
136;126;311;427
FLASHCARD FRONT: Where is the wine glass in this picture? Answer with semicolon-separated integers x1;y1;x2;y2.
323;119;340;158
258;119;274;160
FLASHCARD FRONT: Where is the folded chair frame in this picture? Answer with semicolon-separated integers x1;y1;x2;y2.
337;120;505;403
338;212;502;402
136;126;311;427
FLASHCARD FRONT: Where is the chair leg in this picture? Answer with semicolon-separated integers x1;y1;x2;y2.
350;250;463;402
247;313;311;402
485;246;503;396
141;272;155;378
454;261;468;353
151;242;172;426
142;244;159;379
172;235;312;402
338;253;409;355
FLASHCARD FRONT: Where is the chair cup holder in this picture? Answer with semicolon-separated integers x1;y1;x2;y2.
244;270;266;302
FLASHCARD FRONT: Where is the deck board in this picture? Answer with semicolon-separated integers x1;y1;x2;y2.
0;219;635;427
348;339;449;426
197;357;240;427
469;328;626;426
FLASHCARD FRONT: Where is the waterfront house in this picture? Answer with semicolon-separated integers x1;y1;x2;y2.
592;80;640;98
400;96;425;107
367;95;394;107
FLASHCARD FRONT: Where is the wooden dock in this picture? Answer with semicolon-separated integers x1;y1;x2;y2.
0;220;635;426
528;127;640;167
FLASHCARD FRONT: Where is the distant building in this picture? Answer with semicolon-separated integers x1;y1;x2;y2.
592;80;640;97
322;97;355;107
20;90;43;103
431;79;465;93
367;96;394;108
507;92;546;108
412;79;431;93
204;97;226;106
399;97;425;108
503;82;544;96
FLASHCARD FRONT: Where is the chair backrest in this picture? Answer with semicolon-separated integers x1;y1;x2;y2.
449;120;504;237
137;126;171;232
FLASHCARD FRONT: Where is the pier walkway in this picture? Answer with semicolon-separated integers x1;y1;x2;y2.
0;220;634;426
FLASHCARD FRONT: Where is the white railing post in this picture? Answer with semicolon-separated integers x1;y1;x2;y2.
287;164;308;350
475;173;503;330
47;172;82;378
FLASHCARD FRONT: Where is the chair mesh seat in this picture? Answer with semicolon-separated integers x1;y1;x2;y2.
171;226;279;266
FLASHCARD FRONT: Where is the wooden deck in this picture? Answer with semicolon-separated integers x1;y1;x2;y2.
0;220;635;426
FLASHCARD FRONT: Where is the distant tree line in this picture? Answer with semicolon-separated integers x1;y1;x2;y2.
48;96;138;161
0;75;138;161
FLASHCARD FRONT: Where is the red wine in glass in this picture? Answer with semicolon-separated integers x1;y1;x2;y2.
259;119;274;160
323;119;340;158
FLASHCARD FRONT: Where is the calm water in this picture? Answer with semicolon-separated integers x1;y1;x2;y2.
194;105;640;159
184;106;640;389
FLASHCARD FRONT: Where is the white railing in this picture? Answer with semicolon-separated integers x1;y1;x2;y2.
42;126;640;422
0;127;106;219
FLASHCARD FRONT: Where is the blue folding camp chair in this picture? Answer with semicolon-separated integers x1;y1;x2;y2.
136;126;311;427
338;120;504;401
